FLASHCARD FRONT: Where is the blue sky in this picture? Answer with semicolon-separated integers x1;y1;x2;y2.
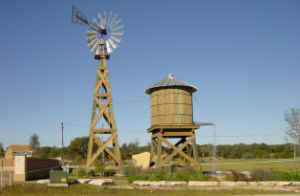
0;0;299;148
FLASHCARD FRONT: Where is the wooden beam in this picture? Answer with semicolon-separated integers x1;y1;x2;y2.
88;133;114;167
162;131;193;137
162;135;195;165
158;135;200;167
93;128;113;134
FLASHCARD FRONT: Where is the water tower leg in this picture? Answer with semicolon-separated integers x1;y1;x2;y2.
156;132;162;168
191;130;198;161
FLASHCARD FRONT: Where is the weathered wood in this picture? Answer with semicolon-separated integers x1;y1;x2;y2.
86;52;122;171
162;131;193;137
162;135;195;165
156;132;162;168
191;131;198;161
150;88;193;126
148;124;200;132
158;135;200;167
93;128;113;134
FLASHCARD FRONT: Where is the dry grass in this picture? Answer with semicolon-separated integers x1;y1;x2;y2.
0;184;296;196
201;158;300;171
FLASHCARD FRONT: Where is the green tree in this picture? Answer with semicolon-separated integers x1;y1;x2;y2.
29;133;40;149
285;108;300;159
0;142;4;157
68;137;89;159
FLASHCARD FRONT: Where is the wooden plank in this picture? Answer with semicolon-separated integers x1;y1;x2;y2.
162;131;193;137
93;128;113;134
148;124;200;132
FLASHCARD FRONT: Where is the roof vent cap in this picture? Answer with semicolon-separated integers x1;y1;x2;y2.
168;73;174;80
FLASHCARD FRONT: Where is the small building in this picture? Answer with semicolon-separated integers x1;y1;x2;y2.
3;145;32;167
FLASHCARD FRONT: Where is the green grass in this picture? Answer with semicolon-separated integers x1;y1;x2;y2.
0;184;295;196
201;158;300;171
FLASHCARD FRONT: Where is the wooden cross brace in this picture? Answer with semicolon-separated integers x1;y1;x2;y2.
152;133;200;168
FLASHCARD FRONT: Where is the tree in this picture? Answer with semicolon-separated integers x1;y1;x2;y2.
285;108;300;159
68;137;89;160
0;142;4;157
29;133;40;149
285;108;300;143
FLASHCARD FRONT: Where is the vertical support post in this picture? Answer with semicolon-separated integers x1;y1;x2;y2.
61;121;64;166
150;136;155;163
191;130;198;161
156;130;162;168
0;171;2;188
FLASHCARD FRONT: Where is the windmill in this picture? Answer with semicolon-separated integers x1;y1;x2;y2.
72;6;124;170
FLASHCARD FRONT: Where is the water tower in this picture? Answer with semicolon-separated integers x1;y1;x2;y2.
145;74;200;168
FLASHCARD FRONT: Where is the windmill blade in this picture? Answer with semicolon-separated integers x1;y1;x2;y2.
108;38;119;50
111;31;124;37
107;11;113;26
100;11;108;29
105;40;113;54
109;13;119;29
86;30;97;36
110;35;122;43
87;35;97;42
91;42;98;53
93;17;100;28
88;38;98;48
111;17;122;28
111;24;124;32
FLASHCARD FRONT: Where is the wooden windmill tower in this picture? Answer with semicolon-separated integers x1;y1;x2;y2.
145;74;200;168
72;6;124;170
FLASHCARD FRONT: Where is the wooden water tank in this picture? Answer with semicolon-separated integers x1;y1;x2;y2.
145;74;197;126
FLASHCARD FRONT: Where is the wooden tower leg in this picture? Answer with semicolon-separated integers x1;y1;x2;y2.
86;54;122;171
191;131;198;161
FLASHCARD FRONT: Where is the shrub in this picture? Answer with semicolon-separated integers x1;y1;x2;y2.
250;169;281;181
94;161;105;176
281;170;300;181
77;168;89;178
127;166;210;183
225;170;251;182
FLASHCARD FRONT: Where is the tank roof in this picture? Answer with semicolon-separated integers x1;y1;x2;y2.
145;74;198;94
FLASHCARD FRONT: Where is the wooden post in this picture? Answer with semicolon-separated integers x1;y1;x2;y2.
156;131;162;168
191;130;198;161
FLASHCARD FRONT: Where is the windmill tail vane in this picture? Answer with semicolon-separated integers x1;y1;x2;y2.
72;5;89;25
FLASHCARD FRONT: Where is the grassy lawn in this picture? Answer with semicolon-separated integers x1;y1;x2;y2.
201;158;300;171
0;184;296;196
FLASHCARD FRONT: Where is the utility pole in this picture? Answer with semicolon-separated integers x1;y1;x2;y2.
61;121;64;166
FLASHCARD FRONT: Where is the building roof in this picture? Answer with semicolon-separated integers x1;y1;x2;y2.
145;74;198;94
6;145;32;152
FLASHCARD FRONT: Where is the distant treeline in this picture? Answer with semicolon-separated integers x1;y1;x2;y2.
28;136;297;163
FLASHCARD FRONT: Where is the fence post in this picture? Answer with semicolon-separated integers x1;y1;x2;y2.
0;171;3;188
9;171;12;186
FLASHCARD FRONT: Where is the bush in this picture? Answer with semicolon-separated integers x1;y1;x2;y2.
94;161;105;176
225;170;251;182
127;166;210;183
281;170;300;181
249;169;300;181
250;169;281;181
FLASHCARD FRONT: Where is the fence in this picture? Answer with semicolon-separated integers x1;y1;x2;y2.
0;169;14;188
